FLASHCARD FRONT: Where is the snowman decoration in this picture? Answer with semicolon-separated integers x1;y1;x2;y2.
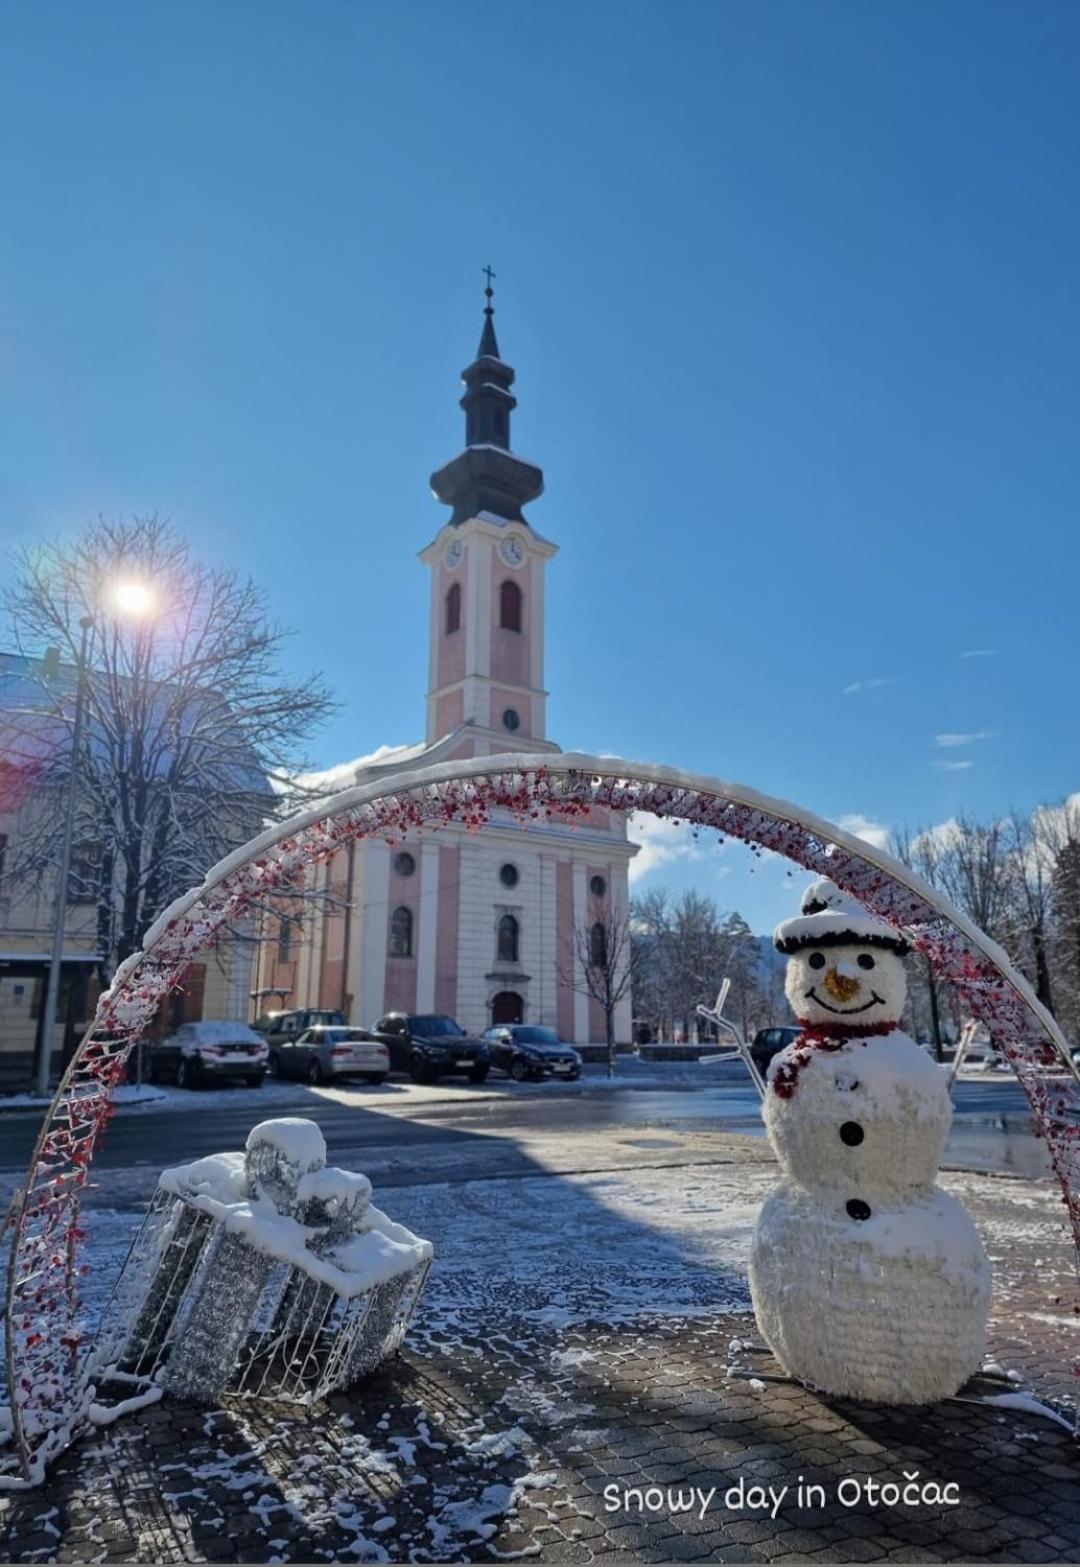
748;878;991;1405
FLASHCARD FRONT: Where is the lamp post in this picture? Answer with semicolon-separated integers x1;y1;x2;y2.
35;614;95;1098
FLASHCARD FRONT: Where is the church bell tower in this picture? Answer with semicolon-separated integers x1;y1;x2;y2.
420;275;559;756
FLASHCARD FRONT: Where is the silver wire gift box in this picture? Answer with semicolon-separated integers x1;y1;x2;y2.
87;1118;433;1410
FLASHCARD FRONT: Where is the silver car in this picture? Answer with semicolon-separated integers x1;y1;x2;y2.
268;1025;389;1085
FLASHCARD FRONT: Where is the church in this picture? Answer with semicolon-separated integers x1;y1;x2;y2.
251;288;637;1042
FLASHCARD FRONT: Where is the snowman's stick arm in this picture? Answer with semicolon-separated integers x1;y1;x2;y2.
946;1017;980;1090
695;990;768;1099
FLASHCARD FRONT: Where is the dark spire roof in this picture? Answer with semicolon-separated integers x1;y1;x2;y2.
478;265;500;357
429;273;544;527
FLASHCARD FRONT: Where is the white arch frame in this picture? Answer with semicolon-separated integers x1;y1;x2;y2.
3;751;1078;1486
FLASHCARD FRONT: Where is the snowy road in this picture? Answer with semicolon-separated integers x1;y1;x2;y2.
0;1071;1051;1215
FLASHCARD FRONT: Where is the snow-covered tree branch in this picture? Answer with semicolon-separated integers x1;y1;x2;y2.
1;515;336;979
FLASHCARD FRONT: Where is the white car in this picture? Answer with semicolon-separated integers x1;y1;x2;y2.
269;1025;390;1085
150;1021;269;1089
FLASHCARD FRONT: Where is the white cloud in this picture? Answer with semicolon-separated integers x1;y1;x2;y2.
960;648;996;659
836;813;891;851
934;729;997;748
843;677;906;696
932;759;975;772
626;814;705;882
913;817;963;854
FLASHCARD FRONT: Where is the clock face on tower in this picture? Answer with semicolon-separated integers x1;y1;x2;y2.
444;538;463;570
498;533;525;568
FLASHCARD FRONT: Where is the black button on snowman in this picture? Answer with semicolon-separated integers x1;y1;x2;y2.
748;878;991;1405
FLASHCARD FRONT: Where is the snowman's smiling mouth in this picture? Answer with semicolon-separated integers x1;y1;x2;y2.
805;987;884;1015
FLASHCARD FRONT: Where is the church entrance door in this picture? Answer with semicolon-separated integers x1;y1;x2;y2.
491;990;524;1025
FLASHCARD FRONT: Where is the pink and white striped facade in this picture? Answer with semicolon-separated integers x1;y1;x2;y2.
254;510;637;1042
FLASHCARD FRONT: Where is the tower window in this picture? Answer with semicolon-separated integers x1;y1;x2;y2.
389;906;413;958
499;862;519;888
277;916;294;965
590;875;607;898
394;851;416;877
499;579;522;632
502;708;521;732
497;913;519;964
445;582;461;635
589;921;608;970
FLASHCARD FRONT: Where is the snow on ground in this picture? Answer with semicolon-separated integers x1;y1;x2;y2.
0;1082;170;1111
3;1156;1075;1557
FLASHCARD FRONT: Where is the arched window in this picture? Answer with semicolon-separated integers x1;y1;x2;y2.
277;916;293;964
589;921;608;970
445;582;461;635
497;913;519;964
389;906;413;958
499;579;522;632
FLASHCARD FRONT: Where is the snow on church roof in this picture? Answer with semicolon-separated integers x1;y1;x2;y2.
293;740;430;804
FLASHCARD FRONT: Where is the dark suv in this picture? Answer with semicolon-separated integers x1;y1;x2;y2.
369;1013;491;1084
749;1025;802;1078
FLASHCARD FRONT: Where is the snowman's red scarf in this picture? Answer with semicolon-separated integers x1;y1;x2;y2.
770;1019;897;1100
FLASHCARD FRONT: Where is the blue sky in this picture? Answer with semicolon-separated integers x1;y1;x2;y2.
2;0;1078;933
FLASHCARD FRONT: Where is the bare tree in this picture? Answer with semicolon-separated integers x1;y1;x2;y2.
892;826;949;1059
1003;809;1055;1012
559;901;638;1076
2;516;335;987
630;890;781;1045
1051;822;1080;1042
629;887;674;1041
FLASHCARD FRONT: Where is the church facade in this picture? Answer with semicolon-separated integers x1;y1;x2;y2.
251;295;637;1042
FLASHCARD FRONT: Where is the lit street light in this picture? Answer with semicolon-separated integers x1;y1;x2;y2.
35;614;94;1099
34;583;158;1099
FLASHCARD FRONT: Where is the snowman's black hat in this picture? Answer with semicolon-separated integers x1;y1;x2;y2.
774;878;910;956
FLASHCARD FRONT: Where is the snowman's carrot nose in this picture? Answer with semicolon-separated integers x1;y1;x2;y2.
824;968;860;1002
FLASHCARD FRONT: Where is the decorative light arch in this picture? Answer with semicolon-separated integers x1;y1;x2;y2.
3;752;1078;1485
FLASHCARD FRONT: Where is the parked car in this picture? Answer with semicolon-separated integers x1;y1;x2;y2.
369;1013;490;1084
482;1024;582;1082
749;1025;802;1079
268;1025;390;1086
149;1020;268;1089
252;1008;347;1050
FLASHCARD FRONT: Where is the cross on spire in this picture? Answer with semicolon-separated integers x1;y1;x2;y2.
477;264;500;358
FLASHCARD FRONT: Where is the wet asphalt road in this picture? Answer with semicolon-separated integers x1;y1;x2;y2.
0;1070;1053;1192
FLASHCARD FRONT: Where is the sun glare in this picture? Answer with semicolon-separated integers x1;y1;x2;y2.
111;580;157;618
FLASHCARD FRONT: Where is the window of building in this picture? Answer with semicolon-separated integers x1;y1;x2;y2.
499;579;522;632
445;582;461;635
389;905;413;958
497;913;519;964
67;841;102;904
590;874;607;898
394;851;416;877
589;921;608;969
277;916;294;965
499;862;519;888
502;707;520;732
0;832;6;885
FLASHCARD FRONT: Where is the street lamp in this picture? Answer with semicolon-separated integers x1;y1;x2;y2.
35;615;94;1098
34;582;159;1098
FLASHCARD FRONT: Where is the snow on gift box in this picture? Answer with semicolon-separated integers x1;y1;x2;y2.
748;880;991;1406
87;1118;433;1415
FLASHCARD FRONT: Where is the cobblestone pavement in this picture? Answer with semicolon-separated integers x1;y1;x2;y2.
2;1163;1077;1563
